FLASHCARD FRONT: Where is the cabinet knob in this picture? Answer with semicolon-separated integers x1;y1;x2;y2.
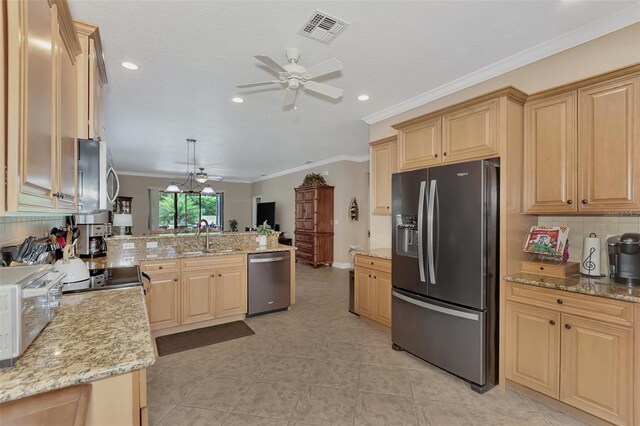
434;154;438;158
174;279;178;282
386;206;390;209
368;275;371;278
373;276;377;279
370;262;374;265
54;192;65;199
211;274;215;277
565;324;572;330
566;200;573;205
443;152;447;156
581;199;588;205
218;274;222;277
556;298;563;305
159;266;163;270
549;320;556;325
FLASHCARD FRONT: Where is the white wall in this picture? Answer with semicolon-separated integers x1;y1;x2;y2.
369;23;640;248
0;216;66;247
251;160;370;265
117;175;252;235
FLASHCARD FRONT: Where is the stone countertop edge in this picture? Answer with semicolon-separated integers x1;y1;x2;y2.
504;272;640;304
0;287;156;403
354;248;392;260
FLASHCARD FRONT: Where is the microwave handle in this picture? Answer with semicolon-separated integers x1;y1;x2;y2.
107;167;120;204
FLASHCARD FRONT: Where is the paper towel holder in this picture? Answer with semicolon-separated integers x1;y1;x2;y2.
581;232;605;278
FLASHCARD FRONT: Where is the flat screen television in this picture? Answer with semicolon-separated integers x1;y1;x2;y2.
256;202;276;229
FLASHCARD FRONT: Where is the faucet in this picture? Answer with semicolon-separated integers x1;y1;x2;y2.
196;219;209;249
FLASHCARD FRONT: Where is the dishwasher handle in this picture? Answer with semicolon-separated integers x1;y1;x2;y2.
249;256;288;263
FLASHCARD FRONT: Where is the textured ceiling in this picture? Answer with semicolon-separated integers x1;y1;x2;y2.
68;0;637;182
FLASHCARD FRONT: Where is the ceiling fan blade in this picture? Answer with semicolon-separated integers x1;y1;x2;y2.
237;80;280;88
283;88;297;107
304;58;343;79
303;81;343;99
255;55;287;74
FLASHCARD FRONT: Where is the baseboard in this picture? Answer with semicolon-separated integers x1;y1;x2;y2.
332;262;352;269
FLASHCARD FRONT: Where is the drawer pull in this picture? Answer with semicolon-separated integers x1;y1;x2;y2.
581;199;588;205
556;298;563;305
549;320;556;325
174;279;178;282
159;266;163;270
539;266;544;270
370;262;374;265
565;324;572;330
566;200;573;205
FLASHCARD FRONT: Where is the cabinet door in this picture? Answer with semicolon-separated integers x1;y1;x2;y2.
146;272;180;330
303;189;316;231
560;314;633;425
9;0;56;210
56;25;78;212
505;302;560;399
523;93;577;213
442;99;498;163
295;199;305;231
88;38;104;141
215;265;247;318
355;268;374;319
181;270;216;324
397;118;441;171
374;271;392;327
578;76;640;212
371;141;396;215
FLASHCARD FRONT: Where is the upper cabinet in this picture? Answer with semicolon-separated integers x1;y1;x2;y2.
393;88;526;172
5;0;81;213
370;136;397;215
523;68;640;214
75;21;107;141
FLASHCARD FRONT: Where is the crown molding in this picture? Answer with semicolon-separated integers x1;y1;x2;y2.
251;155;370;183
115;170;252;184
362;6;640;125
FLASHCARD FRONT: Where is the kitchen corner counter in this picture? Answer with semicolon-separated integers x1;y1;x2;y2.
0;287;156;403
504;272;640;304
355;248;392;260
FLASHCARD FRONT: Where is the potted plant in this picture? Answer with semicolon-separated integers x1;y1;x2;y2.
228;218;238;232
300;172;327;187
255;220;273;247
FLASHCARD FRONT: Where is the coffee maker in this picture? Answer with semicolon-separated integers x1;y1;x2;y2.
76;224;107;258
607;233;640;286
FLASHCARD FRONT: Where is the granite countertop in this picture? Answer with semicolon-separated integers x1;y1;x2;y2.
86;244;296;268
504;272;640;304
0;287;156;403
355;248;392;260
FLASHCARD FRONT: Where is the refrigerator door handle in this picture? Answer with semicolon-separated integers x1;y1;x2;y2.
427;180;437;284
418;181;427;282
393;291;479;321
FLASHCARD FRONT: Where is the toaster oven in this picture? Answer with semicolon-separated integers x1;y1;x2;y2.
0;265;65;367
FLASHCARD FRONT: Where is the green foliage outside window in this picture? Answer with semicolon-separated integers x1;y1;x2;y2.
157;191;222;229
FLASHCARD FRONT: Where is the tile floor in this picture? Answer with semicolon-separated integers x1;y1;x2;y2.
148;265;589;426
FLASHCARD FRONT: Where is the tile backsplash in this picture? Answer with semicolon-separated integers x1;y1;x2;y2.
538;215;639;271
0;216;67;247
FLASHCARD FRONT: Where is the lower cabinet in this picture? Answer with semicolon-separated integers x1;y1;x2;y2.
505;283;635;425
354;254;392;327
141;255;247;333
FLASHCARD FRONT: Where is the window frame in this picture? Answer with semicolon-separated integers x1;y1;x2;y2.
155;190;223;230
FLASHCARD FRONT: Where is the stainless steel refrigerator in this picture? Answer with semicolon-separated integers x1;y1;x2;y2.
391;159;499;393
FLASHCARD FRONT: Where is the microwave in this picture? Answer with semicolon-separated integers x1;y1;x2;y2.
77;139;120;212
0;265;65;367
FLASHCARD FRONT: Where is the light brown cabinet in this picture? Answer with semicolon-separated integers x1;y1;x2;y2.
354;254;392;327
5;0;81;213
216;265;247;318
75;20;107;141
505;282;636;425
524;72;640;214
370;137;397;215
181;270;216;324
145;272;180;331
294;185;334;267
442;99;498;163
396;119;440;172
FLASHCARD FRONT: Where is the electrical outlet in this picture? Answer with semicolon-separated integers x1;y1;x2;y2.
334;219;339;225
146;241;158;249
123;243;135;250
123;256;134;263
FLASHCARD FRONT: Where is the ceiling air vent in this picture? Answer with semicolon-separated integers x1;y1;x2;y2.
297;10;349;45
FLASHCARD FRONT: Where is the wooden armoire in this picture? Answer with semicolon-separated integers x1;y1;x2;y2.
294;185;334;267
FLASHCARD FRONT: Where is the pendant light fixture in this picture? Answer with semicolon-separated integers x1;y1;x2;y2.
164;139;217;194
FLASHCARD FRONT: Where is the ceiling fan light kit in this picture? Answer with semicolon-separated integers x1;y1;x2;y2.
164;139;217;195
237;48;344;108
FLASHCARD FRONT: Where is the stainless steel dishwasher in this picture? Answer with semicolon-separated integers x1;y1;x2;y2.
247;251;291;316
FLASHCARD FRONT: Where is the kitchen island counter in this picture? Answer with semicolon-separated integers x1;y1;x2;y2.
355;248;392;260
0;287;155;403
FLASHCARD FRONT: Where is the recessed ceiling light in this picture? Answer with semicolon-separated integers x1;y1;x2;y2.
232;97;245;103
357;94;370;101
120;62;138;70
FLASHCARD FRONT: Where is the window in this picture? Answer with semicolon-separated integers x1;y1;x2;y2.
152;191;223;230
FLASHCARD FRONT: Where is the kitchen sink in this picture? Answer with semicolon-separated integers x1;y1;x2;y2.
178;248;241;255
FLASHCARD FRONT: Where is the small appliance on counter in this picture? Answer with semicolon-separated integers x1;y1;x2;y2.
54;245;90;284
0;265;65;367
76;224;108;258
607;233;640;285
62;265;144;294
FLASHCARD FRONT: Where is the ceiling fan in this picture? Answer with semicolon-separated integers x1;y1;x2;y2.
237;48;344;107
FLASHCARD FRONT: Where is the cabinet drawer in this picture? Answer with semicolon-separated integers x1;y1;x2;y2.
295;233;314;243
181;254;245;272
140;259;179;274
355;255;391;273
506;283;634;327
296;250;314;262
295;240;314;252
